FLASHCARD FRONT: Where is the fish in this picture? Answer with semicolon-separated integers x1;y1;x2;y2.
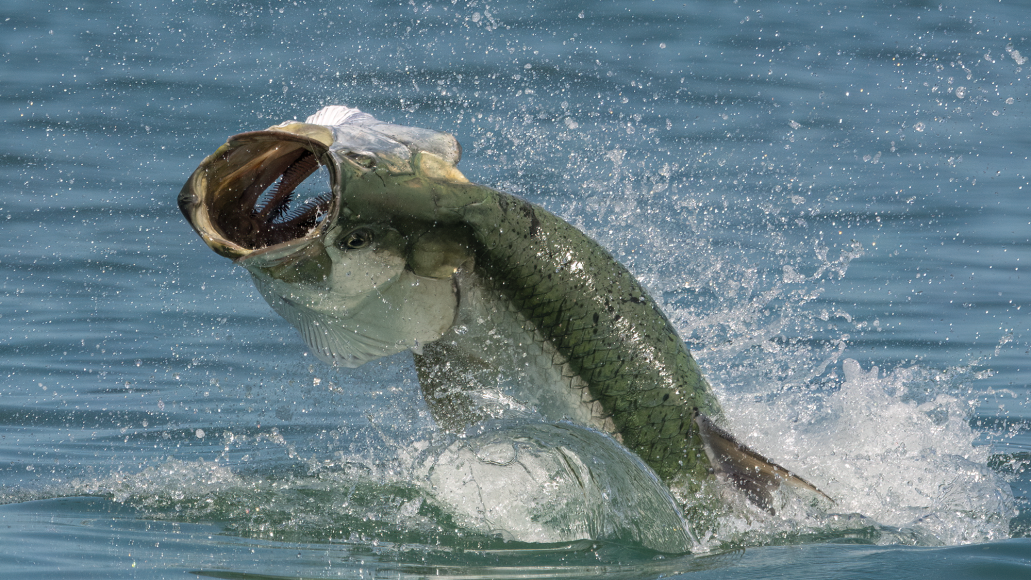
178;105;831;513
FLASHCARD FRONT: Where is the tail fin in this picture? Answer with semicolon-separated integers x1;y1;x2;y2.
694;413;833;514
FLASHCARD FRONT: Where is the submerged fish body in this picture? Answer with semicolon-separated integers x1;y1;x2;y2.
179;106;829;512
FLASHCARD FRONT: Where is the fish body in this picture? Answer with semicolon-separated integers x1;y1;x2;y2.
179;106;829;510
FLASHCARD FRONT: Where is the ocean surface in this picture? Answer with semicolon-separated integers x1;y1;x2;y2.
2;0;1030;577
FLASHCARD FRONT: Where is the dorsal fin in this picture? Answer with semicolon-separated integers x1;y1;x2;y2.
694;413;833;514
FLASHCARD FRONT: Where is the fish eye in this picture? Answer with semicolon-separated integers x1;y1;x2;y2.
338;228;374;250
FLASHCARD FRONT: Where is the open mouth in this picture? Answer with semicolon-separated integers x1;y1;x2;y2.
180;129;338;259
229;145;332;247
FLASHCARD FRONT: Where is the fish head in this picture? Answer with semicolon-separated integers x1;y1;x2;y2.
179;106;477;367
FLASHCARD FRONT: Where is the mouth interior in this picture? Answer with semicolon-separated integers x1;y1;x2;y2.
207;137;334;252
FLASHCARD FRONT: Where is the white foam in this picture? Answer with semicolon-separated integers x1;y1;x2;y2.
717;359;1015;545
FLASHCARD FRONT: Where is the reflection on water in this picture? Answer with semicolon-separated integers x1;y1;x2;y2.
2;496;1027;579
39;422;694;552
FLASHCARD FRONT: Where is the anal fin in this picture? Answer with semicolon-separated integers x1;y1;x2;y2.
694;413;833;514
413;340;490;432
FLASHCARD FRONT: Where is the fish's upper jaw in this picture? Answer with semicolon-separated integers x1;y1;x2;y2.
179;123;340;261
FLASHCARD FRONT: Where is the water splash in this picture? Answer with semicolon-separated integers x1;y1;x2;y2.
711;360;1015;548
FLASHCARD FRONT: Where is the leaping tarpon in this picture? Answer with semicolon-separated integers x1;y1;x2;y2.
178;106;830;515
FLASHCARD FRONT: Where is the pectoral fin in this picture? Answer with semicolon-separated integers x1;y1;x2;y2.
247;268;458;369
694;413;833;514
265;294;405;368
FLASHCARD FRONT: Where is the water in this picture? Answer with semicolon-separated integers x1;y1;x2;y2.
2;0;1030;577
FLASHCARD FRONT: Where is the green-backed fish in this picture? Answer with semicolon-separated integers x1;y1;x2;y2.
178;106;830;513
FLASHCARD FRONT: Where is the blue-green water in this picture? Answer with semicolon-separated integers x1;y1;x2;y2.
2;0;1030;577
